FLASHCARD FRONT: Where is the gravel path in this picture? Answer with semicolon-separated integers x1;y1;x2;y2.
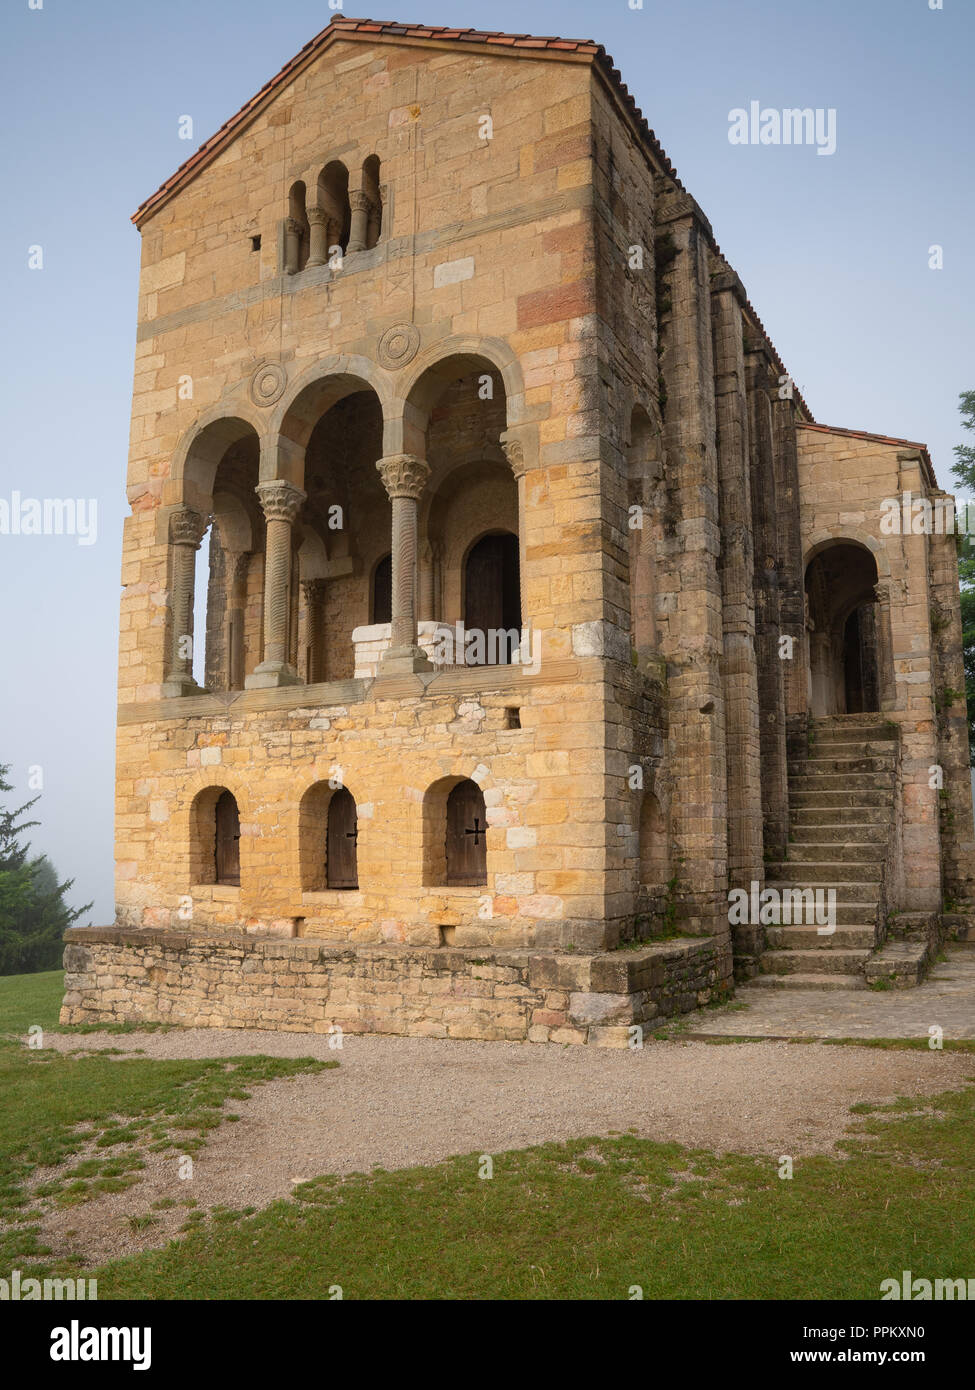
34;1029;975;1268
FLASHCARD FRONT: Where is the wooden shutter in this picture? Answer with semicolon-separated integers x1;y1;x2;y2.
446;780;487;886
327;788;359;889
214;792;241;886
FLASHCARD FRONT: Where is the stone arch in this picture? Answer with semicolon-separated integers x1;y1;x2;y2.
298;780;359;891
268;356;395;486
172;408;264;511
422;775;489;888
422;772;494;888
804;538;887;716
188;782;246;887
391;336;531;458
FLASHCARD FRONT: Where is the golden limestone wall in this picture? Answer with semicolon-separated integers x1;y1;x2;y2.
796;426;974;910
113;38;664;954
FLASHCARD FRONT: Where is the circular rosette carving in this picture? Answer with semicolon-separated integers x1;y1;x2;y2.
377;323;420;370
249;361;287;407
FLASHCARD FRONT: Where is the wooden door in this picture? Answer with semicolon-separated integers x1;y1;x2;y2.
214;791;241;886
327;788;359;889
464;533;521;664
446;780;487;886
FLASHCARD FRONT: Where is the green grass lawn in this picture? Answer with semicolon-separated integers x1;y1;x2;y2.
2;969;974;1299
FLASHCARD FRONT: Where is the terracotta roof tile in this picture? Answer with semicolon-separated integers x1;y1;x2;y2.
799;422;937;486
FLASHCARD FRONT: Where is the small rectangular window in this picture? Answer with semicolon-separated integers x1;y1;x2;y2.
504;707;521;729
250;235;261;252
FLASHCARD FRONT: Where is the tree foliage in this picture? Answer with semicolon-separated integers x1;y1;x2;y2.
0;765;90;975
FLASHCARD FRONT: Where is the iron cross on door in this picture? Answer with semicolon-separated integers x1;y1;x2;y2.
465;816;484;847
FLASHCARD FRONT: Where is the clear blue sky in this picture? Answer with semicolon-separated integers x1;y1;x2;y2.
1;0;972;923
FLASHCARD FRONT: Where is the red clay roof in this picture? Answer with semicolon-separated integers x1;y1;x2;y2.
130;14;811;419
799;422;937;487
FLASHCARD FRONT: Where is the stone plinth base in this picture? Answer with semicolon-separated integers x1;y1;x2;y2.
60;927;734;1046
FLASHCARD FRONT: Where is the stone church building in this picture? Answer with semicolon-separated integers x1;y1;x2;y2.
62;16;974;1042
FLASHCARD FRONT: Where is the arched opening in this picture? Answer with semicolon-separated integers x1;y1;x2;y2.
463;531;521;664
277;374;388;682
171;417;263;697
423;776;488;887
372;554;392;624
299;782;359;890
190;787;241;887
805;542;882;717
287;181;310;273
318;161;350;254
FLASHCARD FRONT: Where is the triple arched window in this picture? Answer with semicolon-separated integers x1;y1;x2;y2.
285;157;383;274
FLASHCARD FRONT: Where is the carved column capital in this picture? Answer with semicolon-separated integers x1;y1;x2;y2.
350;189;371;214
500;430;529;480
301;577;328;604
377;454;430;501
874;581;891;605
256;480;306;525
306;206;327;227
285;217;303;237
170;506;208;548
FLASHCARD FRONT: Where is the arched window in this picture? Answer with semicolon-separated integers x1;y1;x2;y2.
319;161;350;254
286;181;310;273
372;553;392;624
445;780;488;886
638;792;669;891
326;788;359;889
214;791;241;886
463;532;521;665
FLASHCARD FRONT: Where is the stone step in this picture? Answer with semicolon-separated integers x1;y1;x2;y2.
790;806;891;827
788;841;883;864
790;822;888;843
790;790;894;809
766;860;881;885
811;717;897;738
748;971;868;991
804;738;898;756
764;879;880;907
760;947;873;975
765;923;878;950
795;772;895;795
790;756;896;776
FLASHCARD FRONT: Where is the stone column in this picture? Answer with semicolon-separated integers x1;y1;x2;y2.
163;506;208;698
245;481;306;688
376;454;431;674
225;551;250;691
348;190;370;254
711;275;764;954
302;578;328;684
306;207;328;268
284;217;302;275
654;188;727;936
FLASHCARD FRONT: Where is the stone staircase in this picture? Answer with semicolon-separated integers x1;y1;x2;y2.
755;715;898;990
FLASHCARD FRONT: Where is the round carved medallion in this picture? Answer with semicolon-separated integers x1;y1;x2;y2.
249;361;287;407
377;323;420;370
